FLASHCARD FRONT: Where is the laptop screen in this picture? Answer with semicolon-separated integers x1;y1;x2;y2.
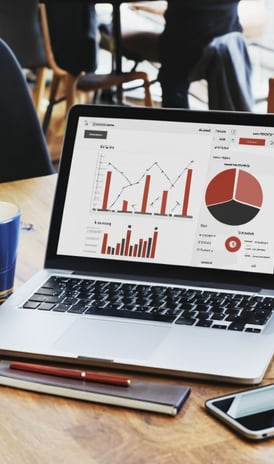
47;105;274;290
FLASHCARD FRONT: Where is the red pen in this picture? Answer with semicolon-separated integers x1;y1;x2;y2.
10;361;131;387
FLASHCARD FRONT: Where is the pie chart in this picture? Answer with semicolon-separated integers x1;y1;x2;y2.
205;168;263;226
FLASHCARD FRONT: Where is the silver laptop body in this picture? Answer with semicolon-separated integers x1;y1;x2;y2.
1;105;274;385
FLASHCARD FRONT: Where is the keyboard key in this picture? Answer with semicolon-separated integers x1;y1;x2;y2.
196;319;212;327
53;304;71;312
245;327;261;333
68;304;87;314
23;301;40;309
38;302;56;311
85;306;176;322
175;317;196;326
29;294;47;302
228;321;246;331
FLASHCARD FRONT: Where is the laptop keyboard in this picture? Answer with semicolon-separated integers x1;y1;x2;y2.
21;276;274;334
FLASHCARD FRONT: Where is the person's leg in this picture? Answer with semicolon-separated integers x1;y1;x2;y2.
157;12;192;109
159;76;190;108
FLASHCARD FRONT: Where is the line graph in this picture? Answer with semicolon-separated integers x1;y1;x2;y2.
91;151;194;218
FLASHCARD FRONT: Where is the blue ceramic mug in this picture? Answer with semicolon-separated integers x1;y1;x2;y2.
0;201;21;303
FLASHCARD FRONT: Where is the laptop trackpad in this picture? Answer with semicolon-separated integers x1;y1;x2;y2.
54;318;168;362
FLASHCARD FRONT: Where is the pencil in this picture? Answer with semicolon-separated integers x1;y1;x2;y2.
10;361;131;387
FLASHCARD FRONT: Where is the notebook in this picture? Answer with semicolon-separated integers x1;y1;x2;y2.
0;361;190;416
1;104;274;385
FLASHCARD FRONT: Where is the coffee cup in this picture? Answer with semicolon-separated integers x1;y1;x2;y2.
0;201;21;303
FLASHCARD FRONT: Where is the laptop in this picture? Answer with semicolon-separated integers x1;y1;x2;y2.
1;104;274;385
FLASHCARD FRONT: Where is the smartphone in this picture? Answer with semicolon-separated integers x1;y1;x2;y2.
205;384;274;440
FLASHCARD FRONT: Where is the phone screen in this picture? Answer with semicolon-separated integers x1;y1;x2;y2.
205;384;274;439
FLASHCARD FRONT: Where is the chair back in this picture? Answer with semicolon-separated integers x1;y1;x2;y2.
0;39;54;182
0;0;47;68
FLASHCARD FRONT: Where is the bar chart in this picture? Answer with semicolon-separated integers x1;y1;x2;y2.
91;152;194;219
101;225;159;259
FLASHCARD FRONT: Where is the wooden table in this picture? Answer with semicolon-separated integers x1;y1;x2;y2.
0;175;274;463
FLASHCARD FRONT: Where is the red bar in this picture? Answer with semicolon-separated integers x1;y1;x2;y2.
133;244;138;257
141;241;147;258
182;169;192;216
124;226;132;256
160;191;168;215
150;228;158;259
102;171;112;210
122;200;128;212
101;233;108;254
141;175;151;213
115;243;121;255
239;137;265;146
138;239;143;257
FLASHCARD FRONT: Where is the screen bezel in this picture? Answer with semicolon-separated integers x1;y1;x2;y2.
45;104;274;291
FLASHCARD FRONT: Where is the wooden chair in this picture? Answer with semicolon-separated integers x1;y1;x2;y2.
39;3;153;135
0;1;152;136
